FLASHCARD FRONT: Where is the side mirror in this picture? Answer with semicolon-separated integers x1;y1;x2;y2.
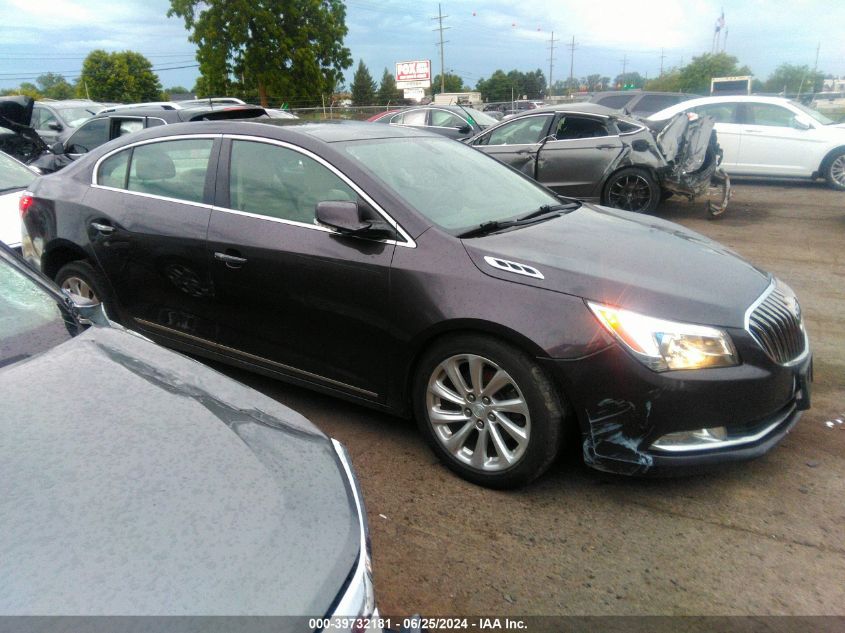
49;141;65;155
315;201;396;239
792;117;811;130
631;139;651;152
48;122;63;132
458;124;472;135
61;291;108;327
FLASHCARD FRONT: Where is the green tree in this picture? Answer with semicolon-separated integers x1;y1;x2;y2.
476;69;545;102
14;82;41;99
168;0;352;107
764;63;825;95
376;68;400;105
583;74;607;91
431;73;465;94
613;72;645;89
36;73;73;100
350;60;376;105
645;69;682;92
77;50;162;102
676;52;751;94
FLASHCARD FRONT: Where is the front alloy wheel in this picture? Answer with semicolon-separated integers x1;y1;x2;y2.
426;353;531;472
827;151;845;191
414;335;563;488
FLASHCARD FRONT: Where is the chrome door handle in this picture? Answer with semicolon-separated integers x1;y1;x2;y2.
90;222;114;234
214;251;247;268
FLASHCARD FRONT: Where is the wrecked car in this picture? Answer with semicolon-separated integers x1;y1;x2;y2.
22;120;809;488
467;102;730;217
1;96;268;174
0;242;378;620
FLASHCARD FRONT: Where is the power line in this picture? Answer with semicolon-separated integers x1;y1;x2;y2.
431;3;450;94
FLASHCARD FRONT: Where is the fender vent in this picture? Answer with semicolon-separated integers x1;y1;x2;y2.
483;256;544;279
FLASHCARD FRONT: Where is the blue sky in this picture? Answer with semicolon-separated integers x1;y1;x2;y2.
1;0;842;95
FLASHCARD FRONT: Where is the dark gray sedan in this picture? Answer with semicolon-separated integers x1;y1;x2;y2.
468;103;730;216
0;244;376;623
368;104;498;140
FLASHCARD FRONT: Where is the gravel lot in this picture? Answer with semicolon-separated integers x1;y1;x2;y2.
211;180;845;617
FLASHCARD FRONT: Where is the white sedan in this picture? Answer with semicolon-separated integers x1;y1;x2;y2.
0;151;38;251
649;96;845;190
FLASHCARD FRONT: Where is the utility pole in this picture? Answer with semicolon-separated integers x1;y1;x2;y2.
432;4;450;95
547;31;558;97
620;54;627;87
813;42;820;74
659;48;666;76
567;35;577;96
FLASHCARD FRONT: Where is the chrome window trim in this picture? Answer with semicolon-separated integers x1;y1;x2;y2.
743;279;810;367
90;134;220;208
134;317;378;398
544;134;621;146
221;134;416;248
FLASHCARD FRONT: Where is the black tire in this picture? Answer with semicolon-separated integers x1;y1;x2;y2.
413;334;563;489
55;260;115;318
824;149;845;191
602;167;660;213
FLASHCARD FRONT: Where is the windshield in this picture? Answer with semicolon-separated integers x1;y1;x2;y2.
792;102;834;126
0;258;77;368
460;107;498;127
0;152;35;192
57;106;100;127
341;136;560;232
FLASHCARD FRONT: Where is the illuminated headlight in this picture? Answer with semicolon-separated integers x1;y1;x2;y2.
588;301;738;371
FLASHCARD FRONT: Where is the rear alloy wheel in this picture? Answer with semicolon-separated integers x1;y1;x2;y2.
414;335;562;488
55;260;113;315
825;151;845;191
603;167;660;213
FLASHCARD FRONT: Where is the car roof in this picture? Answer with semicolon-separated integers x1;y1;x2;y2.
514;102;625;117
647;95;799;119
36;99;102;108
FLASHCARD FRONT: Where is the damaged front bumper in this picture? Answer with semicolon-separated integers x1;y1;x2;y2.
539;337;811;476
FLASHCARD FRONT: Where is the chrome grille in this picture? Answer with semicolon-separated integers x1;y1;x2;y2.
747;284;805;365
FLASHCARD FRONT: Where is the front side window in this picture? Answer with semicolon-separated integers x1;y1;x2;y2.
32;106;58;131
478;115;553;146
746;103;796;127
65;118;110;154
228;140;357;224
127;139;213;204
394;110;427;126
430;110;466;128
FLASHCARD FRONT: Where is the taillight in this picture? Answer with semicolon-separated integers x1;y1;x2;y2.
19;192;34;218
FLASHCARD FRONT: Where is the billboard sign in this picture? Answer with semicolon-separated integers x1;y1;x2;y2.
396;60;431;88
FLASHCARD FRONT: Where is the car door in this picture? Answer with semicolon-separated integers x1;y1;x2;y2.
427;108;472;139
690;102;742;169
31;105;61;144
735;102;821;176
470;113;555;178
534;113;623;198
84;136;221;338
205;137;398;401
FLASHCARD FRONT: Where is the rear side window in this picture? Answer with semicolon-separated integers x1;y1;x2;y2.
692;103;738;123
554;116;609;140
126;139;213;204
97;150;131;189
631;94;683;114
394;110;426;126
596;95;633;109
228;140;357;224
431;110;466;128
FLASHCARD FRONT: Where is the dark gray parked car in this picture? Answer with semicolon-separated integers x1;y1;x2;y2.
22;120;810;488
368;104;498;140
589;90;698;117
468;103;730;215
31;99;103;144
0;243;377;621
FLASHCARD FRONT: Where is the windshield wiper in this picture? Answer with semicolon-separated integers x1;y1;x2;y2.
457;201;580;239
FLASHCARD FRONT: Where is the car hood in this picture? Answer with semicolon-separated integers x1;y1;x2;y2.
0;96;33;127
0;326;360;616
462;204;770;328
